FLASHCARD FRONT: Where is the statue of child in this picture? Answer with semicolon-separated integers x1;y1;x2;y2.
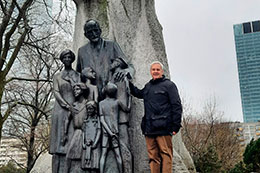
81;101;101;173
81;67;98;102
99;82;130;173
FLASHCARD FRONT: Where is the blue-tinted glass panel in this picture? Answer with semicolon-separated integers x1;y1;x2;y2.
243;22;252;34
252;21;260;32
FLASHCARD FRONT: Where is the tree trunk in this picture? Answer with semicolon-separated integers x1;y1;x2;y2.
73;0;196;172
27;123;37;173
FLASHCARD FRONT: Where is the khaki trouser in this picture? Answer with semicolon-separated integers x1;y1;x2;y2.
145;135;173;173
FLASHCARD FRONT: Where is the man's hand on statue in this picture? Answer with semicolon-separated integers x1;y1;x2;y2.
172;131;176;135
114;70;126;82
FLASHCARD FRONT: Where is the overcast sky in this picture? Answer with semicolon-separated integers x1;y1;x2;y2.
155;0;260;122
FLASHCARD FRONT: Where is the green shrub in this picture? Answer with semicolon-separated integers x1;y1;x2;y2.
243;138;260;171
0;162;26;173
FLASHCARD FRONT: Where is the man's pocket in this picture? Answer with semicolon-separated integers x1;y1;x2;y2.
151;114;168;130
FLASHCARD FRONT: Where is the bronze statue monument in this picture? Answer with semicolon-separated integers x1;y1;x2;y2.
50;19;135;173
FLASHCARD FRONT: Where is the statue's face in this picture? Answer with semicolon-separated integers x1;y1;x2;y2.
82;67;96;80
62;53;73;66
89;69;96;79
73;85;83;98
106;83;117;98
111;60;121;70
84;22;101;43
87;106;95;115
87;68;96;79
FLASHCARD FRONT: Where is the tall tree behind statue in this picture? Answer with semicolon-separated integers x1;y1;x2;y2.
73;0;195;172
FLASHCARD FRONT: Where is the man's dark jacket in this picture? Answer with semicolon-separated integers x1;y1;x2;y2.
129;76;182;136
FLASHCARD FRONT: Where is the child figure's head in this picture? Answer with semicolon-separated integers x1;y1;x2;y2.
104;82;117;98
86;101;97;116
73;83;89;99
110;59;121;71
82;67;96;80
110;58;128;71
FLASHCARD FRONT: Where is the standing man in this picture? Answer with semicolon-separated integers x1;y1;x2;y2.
129;61;182;173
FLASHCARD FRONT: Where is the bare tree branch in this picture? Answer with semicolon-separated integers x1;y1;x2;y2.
2;102;17;122
6;77;52;83
1;0;33;71
0;0;16;65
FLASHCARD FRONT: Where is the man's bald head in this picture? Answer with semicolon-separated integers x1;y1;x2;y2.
84;19;102;43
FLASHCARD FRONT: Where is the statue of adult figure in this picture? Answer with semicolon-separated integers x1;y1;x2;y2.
49;49;81;173
76;19;135;99
76;19;135;172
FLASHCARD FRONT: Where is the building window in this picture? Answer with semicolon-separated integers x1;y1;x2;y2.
243;22;252;34
252;21;260;32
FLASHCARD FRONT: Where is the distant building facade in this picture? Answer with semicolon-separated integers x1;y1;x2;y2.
0;136;27;167
236;121;260;145
233;20;260;123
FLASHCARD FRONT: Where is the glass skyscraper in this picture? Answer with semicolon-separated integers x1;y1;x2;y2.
234;20;260;123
